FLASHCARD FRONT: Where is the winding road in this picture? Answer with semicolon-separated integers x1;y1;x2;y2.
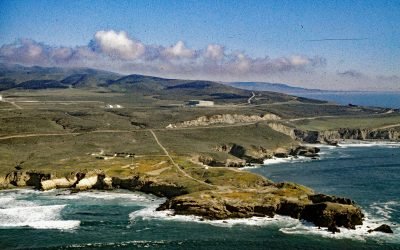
149;129;215;187
247;92;256;104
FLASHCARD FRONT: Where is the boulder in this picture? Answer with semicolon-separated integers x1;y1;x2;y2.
41;177;77;191
290;146;320;158
368;224;393;234
328;223;341;234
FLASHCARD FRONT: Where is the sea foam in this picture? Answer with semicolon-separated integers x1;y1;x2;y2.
129;201;399;242
0;191;80;230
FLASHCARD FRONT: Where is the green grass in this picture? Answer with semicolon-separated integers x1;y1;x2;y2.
155;123;296;158
0;131;163;175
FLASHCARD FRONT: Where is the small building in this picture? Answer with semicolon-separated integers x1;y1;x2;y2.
0;95;3;101
187;100;214;107
105;104;123;109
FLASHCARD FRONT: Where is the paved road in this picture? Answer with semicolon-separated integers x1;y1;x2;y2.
0;132;80;140
247;92;256;104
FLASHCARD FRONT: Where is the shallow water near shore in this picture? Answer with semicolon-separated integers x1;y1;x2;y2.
1;144;400;249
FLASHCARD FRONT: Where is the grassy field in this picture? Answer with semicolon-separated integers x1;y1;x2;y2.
156;123;295;158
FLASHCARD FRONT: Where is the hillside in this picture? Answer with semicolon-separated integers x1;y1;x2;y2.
0;64;316;105
226;81;325;94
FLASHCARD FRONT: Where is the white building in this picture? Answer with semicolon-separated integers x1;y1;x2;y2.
187;100;214;107
105;104;123;109
0;95;3;101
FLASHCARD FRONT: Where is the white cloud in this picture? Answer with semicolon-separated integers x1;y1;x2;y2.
290;55;311;66
204;44;224;60
94;30;145;60
162;41;195;59
3;30;371;88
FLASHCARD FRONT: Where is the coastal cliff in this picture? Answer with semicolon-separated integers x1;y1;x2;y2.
166;113;280;128
267;122;400;144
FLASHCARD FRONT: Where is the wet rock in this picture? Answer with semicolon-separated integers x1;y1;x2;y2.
300;202;363;229
274;152;289;158
290;146;320;158
368;224;393;234
328;223;341;234
309;194;354;205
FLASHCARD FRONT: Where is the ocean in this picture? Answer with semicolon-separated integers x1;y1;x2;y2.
293;91;400;109
1;143;399;249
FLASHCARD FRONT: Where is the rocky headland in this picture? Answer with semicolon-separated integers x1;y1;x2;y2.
0;166;370;233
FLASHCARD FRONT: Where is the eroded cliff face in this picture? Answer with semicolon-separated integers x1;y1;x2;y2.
267;122;400;144
196;144;320;167
294;128;400;143
167;113;280;128
0;170;188;198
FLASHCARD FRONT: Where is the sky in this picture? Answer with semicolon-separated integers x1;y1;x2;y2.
0;0;399;91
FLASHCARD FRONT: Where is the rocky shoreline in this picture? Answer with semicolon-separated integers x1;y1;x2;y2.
198;144;321;168
0;167;374;233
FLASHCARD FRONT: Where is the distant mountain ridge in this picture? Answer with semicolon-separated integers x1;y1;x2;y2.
225;81;327;94
0;63;327;105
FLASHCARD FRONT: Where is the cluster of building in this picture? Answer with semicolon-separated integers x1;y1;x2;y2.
90;150;134;160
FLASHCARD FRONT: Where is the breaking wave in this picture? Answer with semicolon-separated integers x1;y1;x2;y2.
0;190;80;230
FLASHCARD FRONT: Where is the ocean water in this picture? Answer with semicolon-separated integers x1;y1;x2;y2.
1;144;400;249
294;91;400;109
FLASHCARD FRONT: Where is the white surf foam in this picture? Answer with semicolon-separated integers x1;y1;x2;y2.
279;200;400;243
338;141;400;148
241;156;314;170
370;201;399;220
129;203;399;242
0;190;81;230
27;220;80;230
130;205;299;228
0;204;80;230
55;190;164;205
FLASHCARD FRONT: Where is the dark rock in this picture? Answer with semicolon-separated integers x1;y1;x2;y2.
300;202;363;229
290;146;320;158
328;223;341;234
368;224;393;234
229;144;246;158
274;152;288;158
309;194;354;205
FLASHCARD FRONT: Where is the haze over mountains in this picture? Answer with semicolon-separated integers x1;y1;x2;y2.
0;63;325;105
225;82;325;94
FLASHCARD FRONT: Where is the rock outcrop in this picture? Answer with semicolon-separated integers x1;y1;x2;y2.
167;113;280;128
208;144;320;167
158;184;364;229
41;177;77;190
3;171;51;188
368;224;393;234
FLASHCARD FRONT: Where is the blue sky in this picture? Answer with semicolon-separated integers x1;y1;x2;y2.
0;0;399;90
